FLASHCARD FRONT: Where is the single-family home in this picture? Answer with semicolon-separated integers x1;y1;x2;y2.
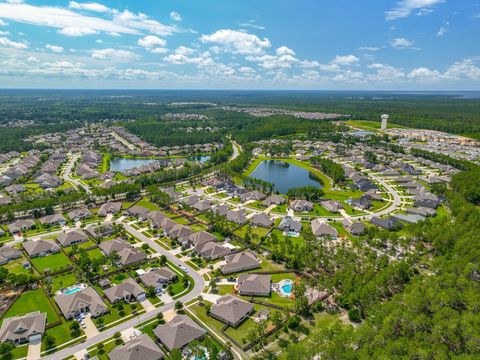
210;295;254;327
56;230;88;247
154;315;206;351
221;251;260;275
237;274;271;297
311;219;338;238
139;267;177;292
54;287;108;320
104;278;146;303
108;334;164;360
0;312;46;344
22;240;60;258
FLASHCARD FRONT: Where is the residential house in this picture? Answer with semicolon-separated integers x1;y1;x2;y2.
56;230;88;247
67;207;92;222
39;214;66;227
370;216;400;230
0;312;46;344
321;200;343;213
249;213;273;228
104;278;146;303
23;240;60;258
139;267;177;292
99;238;130;256
212;204;228;217
7;219;35;234
98;202;122;217
125;205;150;220
54;287;108;320
221;251;260;275
195;242;231;260
239;190;266;202
341;219;366;236
278;217;302;233
290;199;313;212
108;334;164;360
182;231;217;248
406;207;436;217
147;211;167;228
237;274;271;297
0;246;21;265
192;200;213;213
117;247;147;266
261;194;286;207
210;295;254;327
154;315;206;351
226;209;248;225
311;219;338;238
86;223;115;239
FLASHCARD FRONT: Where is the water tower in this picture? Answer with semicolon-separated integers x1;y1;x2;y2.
381;114;389;131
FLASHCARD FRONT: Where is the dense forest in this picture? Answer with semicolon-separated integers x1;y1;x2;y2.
281;165;480;359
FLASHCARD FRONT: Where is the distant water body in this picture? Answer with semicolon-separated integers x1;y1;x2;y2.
0;89;479;99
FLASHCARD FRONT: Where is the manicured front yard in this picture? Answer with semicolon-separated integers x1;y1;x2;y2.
2;288;59;324
11;344;28;359
30;252;72;273
88;338;124;360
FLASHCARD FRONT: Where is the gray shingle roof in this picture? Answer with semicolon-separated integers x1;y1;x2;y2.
154;315;206;350
108;334;164;360
210;295;254;326
0;311;46;343
104;278;145;303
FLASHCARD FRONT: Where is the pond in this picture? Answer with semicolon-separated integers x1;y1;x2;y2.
187;155;211;163
249;160;322;194
109;157;158;172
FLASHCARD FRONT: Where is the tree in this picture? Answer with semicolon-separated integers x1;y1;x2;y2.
170;348;182;360
43;334;56;350
174;301;183;310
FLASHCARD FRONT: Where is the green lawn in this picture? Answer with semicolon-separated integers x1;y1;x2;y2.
269;229;305;248
2;289;59;325
11;344;28;359
344;120;407;131
173;216;189;225
30;252;72;273
223;304;274;346
88;338;124;360
135;197;160;211
50;272;78;293
94;303;139;328
234;225;270;242
1;256;31;275
41;320;84;352
110;272;130;285
86;248;105;260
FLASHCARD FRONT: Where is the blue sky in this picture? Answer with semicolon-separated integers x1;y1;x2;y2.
0;0;478;89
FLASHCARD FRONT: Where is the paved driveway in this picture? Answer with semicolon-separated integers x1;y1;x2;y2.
83;315;100;338
27;338;41;360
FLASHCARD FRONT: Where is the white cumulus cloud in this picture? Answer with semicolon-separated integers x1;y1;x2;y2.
45;44;64;52
91;48;138;62
390;37;414;48
0;36;27;49
200;29;271;55
68;1;110;13
59;26;97;36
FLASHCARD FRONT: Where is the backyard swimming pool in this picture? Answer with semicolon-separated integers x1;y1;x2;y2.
281;283;293;295
64;287;82;295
